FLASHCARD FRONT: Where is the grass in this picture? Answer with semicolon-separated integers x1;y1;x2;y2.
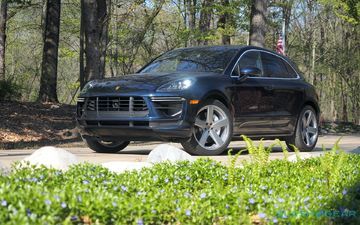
0;141;359;224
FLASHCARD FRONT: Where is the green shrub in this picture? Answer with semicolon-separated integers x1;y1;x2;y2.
0;80;22;101
0;145;359;224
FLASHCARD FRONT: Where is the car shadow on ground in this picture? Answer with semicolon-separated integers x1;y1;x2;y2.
222;146;331;156
118;149;153;155
117;145;332;156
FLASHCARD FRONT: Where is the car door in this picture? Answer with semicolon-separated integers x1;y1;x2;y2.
230;50;276;135
260;52;304;134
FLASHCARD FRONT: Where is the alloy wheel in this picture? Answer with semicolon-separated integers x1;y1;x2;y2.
301;109;318;147
193;105;230;151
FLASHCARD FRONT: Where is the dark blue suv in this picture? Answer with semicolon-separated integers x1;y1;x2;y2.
77;45;319;155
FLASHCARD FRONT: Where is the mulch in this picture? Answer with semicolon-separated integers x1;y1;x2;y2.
0;101;82;149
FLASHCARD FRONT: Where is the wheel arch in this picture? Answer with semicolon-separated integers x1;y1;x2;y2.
302;101;320;118
200;91;234;116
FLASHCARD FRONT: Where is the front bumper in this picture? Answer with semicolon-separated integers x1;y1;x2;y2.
76;95;196;141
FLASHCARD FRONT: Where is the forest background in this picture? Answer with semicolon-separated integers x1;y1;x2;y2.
0;0;359;125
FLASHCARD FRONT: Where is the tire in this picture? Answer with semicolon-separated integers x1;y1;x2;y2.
181;99;233;155
286;105;319;152
83;136;130;153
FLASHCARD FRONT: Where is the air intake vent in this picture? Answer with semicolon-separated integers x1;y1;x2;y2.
151;96;184;118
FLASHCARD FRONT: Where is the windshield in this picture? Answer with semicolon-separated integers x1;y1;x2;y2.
139;47;238;74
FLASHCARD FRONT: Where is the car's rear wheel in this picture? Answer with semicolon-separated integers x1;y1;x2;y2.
83;137;130;153
181;99;233;155
286;105;318;151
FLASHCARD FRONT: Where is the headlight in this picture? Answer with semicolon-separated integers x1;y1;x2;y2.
157;79;194;92
80;80;96;93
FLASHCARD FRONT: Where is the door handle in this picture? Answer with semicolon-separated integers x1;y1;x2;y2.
264;86;273;91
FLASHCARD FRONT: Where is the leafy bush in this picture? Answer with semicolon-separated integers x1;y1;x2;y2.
0;80;22;101
0;149;359;224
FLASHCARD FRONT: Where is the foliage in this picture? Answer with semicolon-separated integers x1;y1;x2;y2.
1;145;359;224
283;1;360;124
319;0;360;25
0;79;21;100
2;0;360;124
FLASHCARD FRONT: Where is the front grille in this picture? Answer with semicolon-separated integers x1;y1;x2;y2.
77;96;148;117
86;96;147;112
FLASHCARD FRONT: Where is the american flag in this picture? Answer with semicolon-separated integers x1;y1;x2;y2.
276;34;285;55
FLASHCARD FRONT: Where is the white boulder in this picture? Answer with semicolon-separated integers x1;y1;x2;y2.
287;153;313;162
22;146;79;170
0;161;8;175
147;144;194;163
101;161;152;173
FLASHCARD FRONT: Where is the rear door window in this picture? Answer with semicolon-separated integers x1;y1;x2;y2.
283;61;298;78
261;52;293;78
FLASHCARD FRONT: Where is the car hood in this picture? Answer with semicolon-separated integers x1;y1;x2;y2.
81;72;219;95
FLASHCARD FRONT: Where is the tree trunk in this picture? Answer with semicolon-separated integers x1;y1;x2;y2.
83;0;99;81
311;41;316;86
80;0;85;89
0;0;7;80
110;19;119;77
249;0;267;47
198;0;214;45
217;0;231;45
98;0;111;77
38;0;61;103
83;0;109;82
282;0;292;49
340;78;348;122
186;0;197;46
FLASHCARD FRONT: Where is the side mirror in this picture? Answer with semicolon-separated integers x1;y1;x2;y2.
240;67;262;77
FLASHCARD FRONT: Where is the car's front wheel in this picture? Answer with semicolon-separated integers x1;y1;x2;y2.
83;137;130;153
181;99;233;155
286;105;319;151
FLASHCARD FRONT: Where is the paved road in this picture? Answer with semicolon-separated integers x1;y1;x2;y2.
0;135;359;168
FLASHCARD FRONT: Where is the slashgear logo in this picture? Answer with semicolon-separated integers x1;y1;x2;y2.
276;210;358;218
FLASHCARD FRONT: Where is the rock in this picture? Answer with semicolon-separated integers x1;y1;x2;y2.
101;161;152;173
50;104;60;109
287;153;313;162
22;146;79;170
147;144;194;163
0;161;8;175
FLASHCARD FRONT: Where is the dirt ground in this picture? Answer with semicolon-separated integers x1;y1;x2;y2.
0;101;82;149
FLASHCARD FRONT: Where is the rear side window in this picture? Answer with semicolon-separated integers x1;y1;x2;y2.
283;61;298;78
232;51;263;77
261;52;294;78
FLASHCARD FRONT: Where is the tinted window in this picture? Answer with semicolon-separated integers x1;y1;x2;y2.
140;47;238;74
283;61;298;78
232;51;263;77
261;52;292;78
